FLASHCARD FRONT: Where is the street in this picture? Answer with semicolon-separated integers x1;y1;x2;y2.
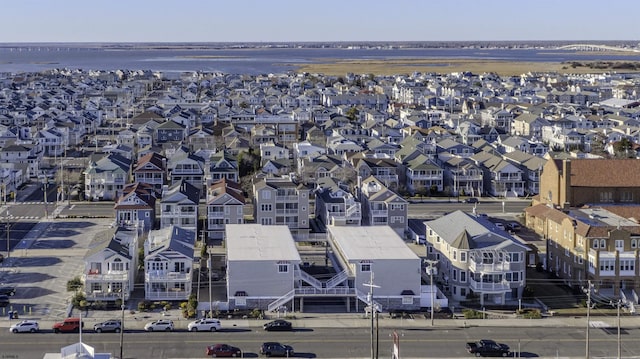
0;324;635;358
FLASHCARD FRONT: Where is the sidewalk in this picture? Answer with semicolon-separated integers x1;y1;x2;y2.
3;306;635;332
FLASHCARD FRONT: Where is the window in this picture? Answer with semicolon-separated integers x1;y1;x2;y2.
278;263;289;273
361;263;371;272
593;239;599;249
460;252;466;262
632;239;638;249
460;288;466;297
460;271;466;282
261;204;272;211
599;191;613;203
453;250;457;260
615;240;624;251
110;259;124;272
600;239;606;249
452;270;457;280
402;296;413;305
512;272;519;281
262;190;271;200
621;191;633;202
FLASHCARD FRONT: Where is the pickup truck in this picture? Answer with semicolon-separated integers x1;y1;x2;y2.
466;339;510;357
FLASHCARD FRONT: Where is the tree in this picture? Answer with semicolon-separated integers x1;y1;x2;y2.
614;138;633;157
67;276;83;292
345;107;359;122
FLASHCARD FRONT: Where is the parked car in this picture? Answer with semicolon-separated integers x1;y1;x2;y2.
494;223;506;231
206;343;242;357
188;318;221;332
260;342;294;357
144;319;174;332
0;286;15;296
466;339;510;357
9;320;39;333
93;319;121;333
506;221;521;232
263;319;292;331
463;197;479;203
52;317;83;333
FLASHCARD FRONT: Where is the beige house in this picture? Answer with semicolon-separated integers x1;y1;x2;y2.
253;176;310;239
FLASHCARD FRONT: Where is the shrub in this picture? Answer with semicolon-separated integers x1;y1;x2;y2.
462;309;483;319
522;309;542;319
67;276;83;292
71;292;86;309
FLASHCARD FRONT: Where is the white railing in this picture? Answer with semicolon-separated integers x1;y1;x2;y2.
267;289;295;312
295;266;322;289
295;287;354;296
145;271;190;281
469;261;511;273
355;288;382;312
469;278;510;292
146;290;191;300
84;271;128;282
325;269;349;289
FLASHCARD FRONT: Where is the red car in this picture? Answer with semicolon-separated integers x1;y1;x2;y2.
206;343;242;357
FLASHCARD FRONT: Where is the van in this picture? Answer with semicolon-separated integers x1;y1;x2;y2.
52;317;83;333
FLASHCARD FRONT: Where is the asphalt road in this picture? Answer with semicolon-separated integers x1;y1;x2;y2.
0;325;635;358
407;199;531;220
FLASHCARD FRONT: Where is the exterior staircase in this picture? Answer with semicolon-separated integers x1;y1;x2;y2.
267;289;295;312
356;288;382;313
325;269;348;289
294;266;323;289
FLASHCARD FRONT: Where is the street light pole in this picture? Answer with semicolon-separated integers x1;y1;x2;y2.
611;299;621;359
425;260;438;326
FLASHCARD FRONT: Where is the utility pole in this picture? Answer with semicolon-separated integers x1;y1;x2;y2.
208;247;212;318
363;271;380;359
584;280;593;359
425;260;438;326
611;299;621;359
119;284;125;359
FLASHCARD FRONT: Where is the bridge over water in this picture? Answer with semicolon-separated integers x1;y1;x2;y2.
558;43;640;52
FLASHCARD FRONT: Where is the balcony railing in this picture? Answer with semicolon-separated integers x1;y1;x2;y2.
146;289;191;300
84;271;128;282
145;271;190;281
85;291;130;301
276;209;299;215
277;195;300;201
370;209;388;216
469;278;511;293
469;261;511;273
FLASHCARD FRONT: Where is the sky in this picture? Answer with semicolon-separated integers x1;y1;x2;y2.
2;0;639;43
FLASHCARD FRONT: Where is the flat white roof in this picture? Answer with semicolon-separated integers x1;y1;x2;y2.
329;226;420;261
226;224;301;262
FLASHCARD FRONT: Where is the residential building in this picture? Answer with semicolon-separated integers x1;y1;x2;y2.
132;152;167;193
537;158;640;208
83;227;138;303
314;177;361;227
84;153;132;201
206;179;245;240
160;181;200;232
114;182;157;231
426;210;529;305
357;176;408;235
525;205;640;299
253;176;310;239
143;225;196;301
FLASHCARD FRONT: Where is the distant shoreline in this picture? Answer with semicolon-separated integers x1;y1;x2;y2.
295;58;640;76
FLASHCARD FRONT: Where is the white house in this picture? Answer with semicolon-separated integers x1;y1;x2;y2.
144;225;196;301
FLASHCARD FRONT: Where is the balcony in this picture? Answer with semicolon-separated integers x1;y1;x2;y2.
145;271;190;282
469;261;511;273
469;278;511;293
276;209;299;215
85;290;130;301
276;195;300;202
407;172;441;181
146;289;190;301
84;270;128;282
208;211;225;219
370;209;388;216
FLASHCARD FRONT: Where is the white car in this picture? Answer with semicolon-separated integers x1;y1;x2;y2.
144;319;174;332
495;223;506;231
187;318;221;332
9;320;39;333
